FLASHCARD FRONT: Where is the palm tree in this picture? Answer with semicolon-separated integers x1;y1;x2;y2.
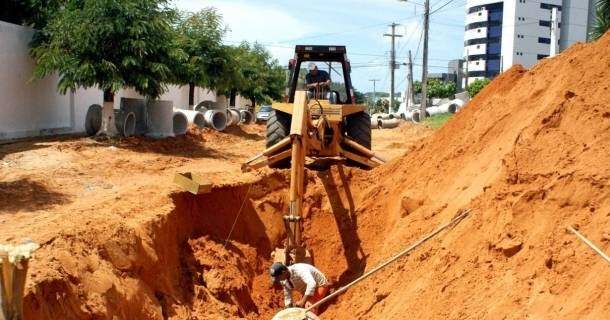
590;0;610;40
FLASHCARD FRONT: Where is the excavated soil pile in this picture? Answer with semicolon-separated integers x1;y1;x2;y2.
17;33;609;319
320;32;610;318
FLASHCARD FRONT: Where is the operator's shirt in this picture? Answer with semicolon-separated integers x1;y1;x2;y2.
305;70;330;90
281;263;329;306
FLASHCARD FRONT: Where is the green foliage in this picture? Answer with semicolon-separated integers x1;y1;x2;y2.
590;0;610;40
413;79;455;98
353;89;366;104
225;42;285;106
423;113;453;129
0;0;65;28
30;0;183;99
427;79;456;98
467;78;491;98
173;8;227;89
413;81;422;94
367;98;399;114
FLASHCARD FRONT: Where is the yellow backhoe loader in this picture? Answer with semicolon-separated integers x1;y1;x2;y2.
243;45;385;266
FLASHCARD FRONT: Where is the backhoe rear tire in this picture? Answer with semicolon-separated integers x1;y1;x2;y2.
266;109;292;169
344;111;372;169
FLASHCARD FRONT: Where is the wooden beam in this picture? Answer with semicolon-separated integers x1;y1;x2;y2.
173;172;213;195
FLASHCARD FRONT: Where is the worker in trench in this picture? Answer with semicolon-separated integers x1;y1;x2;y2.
270;262;330;315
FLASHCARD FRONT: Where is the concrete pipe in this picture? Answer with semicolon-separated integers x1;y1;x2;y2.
403;110;415;121
172;111;188;136
174;109;206;128
239;109;255;124
380;118;400;129
85;104;102;136
146;100;174;138
114;109;136;137
120;98;147;135
411;110;430;123
370;117;383;129
426;106;445;116
204;109;228;131
226;108;241;127
195;100;213;112
450;99;465;112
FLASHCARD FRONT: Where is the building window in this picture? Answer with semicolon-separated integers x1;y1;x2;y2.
478;12;482;16
476;45;480;49
537;54;549;60
541;3;562;11
538;37;551;44
477;29;481;33
539;20;551;27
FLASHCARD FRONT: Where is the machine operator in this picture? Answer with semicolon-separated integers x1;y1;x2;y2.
305;63;331;98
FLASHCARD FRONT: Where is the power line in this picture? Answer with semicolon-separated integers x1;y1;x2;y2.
430;0;458;15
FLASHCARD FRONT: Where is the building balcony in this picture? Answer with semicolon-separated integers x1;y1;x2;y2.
467;59;486;72
466;9;488;25
465;27;487;40
464;43;486;56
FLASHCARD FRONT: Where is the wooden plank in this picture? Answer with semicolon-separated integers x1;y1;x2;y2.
173;172;213;195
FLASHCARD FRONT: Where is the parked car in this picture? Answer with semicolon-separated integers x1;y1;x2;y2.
256;105;273;123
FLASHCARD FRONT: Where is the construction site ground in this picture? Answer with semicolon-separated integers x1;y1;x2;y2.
2;32;610;320
0;122;431;319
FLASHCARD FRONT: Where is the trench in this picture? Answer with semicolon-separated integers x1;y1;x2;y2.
23;167;368;319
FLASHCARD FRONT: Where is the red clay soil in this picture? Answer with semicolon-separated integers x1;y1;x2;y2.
317;32;610;318
6;32;610;319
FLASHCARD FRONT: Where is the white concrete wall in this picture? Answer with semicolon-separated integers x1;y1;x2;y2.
0;21;248;140
0;21;73;139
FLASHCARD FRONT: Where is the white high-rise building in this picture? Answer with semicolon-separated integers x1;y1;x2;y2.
464;0;595;85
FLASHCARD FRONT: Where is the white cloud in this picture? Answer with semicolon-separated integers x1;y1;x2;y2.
172;0;317;62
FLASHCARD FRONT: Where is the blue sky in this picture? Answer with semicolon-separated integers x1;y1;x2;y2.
173;0;466;93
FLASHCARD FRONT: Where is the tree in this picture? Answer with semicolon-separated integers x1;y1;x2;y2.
467;78;491;98
353;89;366;104
225;42;285;108
173;8;227;108
0;0;65;28
30;0;184;135
427;79;456;99
590;0;610;40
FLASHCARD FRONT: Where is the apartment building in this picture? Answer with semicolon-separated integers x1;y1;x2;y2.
463;0;595;85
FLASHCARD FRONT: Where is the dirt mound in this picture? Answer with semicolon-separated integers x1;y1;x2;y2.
319;32;610;318
13;34;610;320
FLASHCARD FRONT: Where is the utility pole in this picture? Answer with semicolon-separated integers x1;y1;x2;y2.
369;79;380;109
550;7;559;56
464;48;469;92
420;0;430;120
407;50;415;108
384;22;402;113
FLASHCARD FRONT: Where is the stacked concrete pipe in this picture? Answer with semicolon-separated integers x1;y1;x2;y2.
411;110;431;123
380;118;400;129
226;108;241;127
174;109;206;128
239;109;255;124
84;104;102;136
172;111;188;136
113;109;136;137
146;100;175;138
203;109;227;131
120;98;147;135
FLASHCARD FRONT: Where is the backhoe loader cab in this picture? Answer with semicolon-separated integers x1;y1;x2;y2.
285;45;355;104
243;45;385;265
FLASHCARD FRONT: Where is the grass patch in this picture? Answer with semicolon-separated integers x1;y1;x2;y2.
423;113;453;129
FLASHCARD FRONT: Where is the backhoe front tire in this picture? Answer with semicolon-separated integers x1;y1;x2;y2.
266;109;292;169
344;111;372;168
